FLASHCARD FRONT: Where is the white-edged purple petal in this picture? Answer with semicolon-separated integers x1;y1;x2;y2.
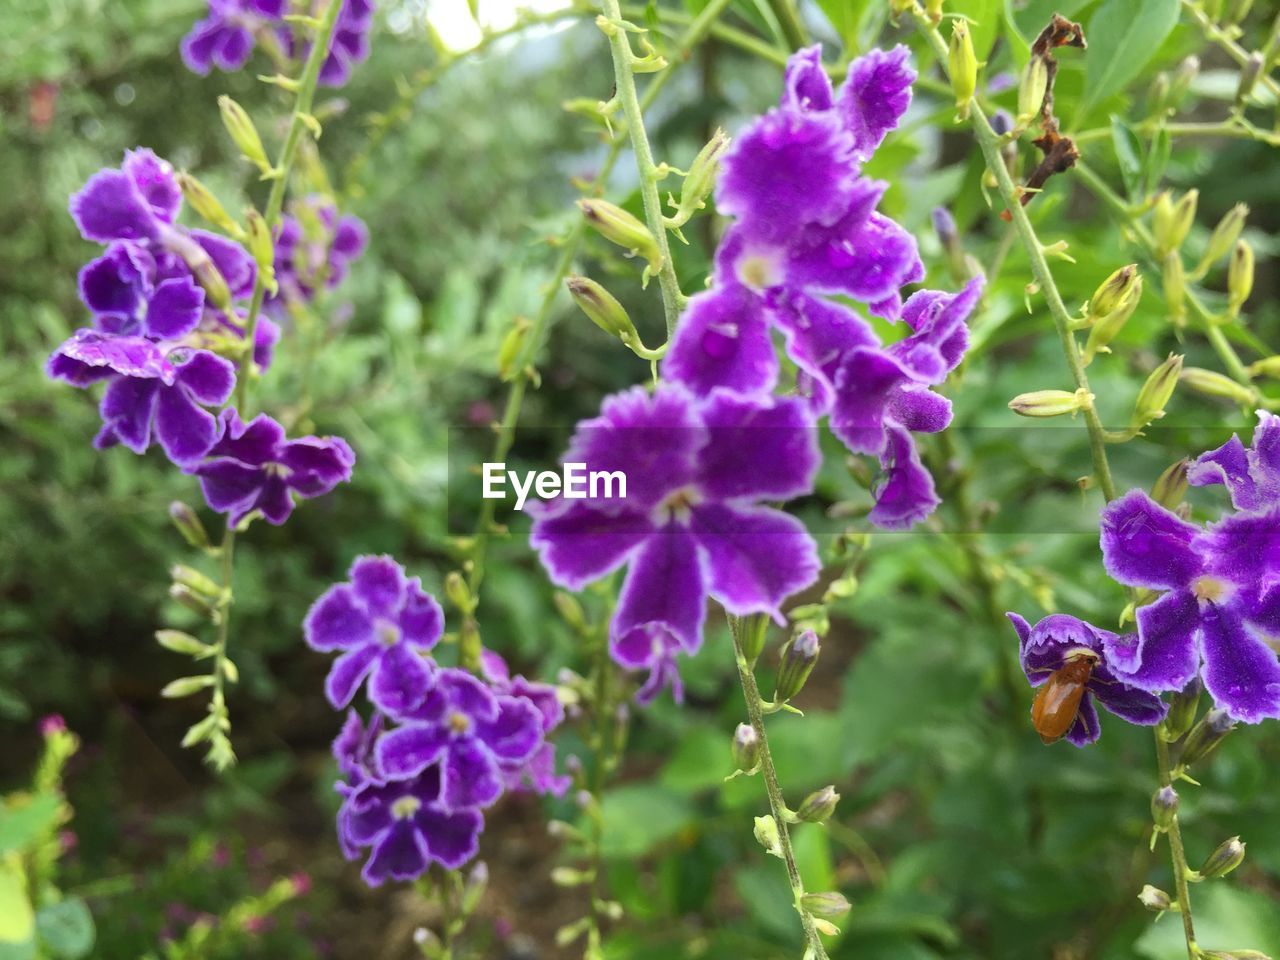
690;503;819;617
1100;490;1202;590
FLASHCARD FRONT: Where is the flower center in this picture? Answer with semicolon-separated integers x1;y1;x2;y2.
264;461;293;479
736;251;783;292
1192;576;1231;604
390;795;421;820
376;621;400;646
653;486;701;526
448;711;471;735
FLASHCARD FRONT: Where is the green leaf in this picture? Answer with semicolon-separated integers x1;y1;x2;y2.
1084;0;1179;112
0;866;34;952
1110;116;1144;200
814;0;864;47
598;785;694;859
34;899;94;960
0;794;62;855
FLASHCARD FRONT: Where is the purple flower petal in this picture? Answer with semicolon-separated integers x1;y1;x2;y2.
1201;507;1280;584
530;502;652;591
869;423;940;530
829;347;910;455
416;807;482;870
691;503;819;617
1125;590;1202;693
781;44;834;112
377;724;449;779
70;168;158;243
193;230;256;299
325;642;380;708
173;350;235;405
440;668;500;724
612;524;707;664
1199;604;1280;723
1188;434;1260;511
399;580;445;649
1063;693;1102;747
1100;490;1202;590
771;290;878;413
49;330;175;384
1088;668;1168;725
478;696;543;764
838;44;915;161
123;149;181;225
349;555;407;618
97;376;160;454
368;642;434;716
696;392;819;501
305;584;375;651
784;210;923;305
441;739;503;810
363;821;429;887
154;381;220;464
207;408;285;465
144;277;205;340
893;278;983;383
662;284;778;399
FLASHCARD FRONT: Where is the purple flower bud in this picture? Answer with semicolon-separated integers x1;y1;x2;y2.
1151;786;1179;831
1180;708;1237;767
796;785;839;823
732;723;760;773
990;109;1015;136
775;630;820;703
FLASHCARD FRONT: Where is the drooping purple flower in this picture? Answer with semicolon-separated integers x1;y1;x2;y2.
48;332;235;463
191;408;355;527
1008;613;1167;746
181;0;288;76
530;384;821;702
332;708;385;783
305;555;444;712
336;764;483;886
70;149;182;244
280;0;376;88
481;650;570;797
661;44;982;529
1099;489;1280;723
1188;411;1280;513
376;668;545;810
266;199;368;314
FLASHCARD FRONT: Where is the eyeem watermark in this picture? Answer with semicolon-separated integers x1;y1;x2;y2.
481;462;626;511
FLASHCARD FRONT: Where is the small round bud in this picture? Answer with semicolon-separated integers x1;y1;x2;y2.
753;815;782;858
1180;707;1236;767
177;173;241;238
775;630;820;703
673;128;730;222
1138;884;1172;912
932;206;958;249
1168;56;1199;107
553;591;586;631
796;785;840;823
989;109;1015;137
1151;786;1179;831
1083;273;1142;363
732;723;761;774
948;20;978;118
566;275;639;343
1200;836;1246;879
800;891;851;919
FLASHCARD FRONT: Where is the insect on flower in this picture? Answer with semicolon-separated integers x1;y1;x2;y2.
1031;650;1098;744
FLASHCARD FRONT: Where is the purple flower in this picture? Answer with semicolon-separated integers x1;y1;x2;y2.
48;333;235;463
332;708;384;782
1099;489;1280;723
181;0;287;76
70;149;182;244
281;0;376;88
376;668;545;810
661;45;982;529
530;384;820;702
1188;410;1280;513
481;650;570;797
266;199;368;314
305;555;444;712
336;764;483;886
191;408;355;526
1008;613;1168;746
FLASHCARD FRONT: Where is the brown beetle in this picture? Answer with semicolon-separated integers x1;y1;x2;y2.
1031;652;1097;744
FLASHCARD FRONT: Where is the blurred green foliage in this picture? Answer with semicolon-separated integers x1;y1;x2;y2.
2;0;1280;957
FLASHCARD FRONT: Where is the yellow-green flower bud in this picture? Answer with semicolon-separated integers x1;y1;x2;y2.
1160;675;1201;741
169;501;211;550
1228;239;1254;315
1162;252;1186;326
1017;56;1049;125
576;199;661;273
1153;189;1197;257
444;571;473;612
176;173;242;238
244;210;277;296
496;317;529;382
1247;355;1280;379
155;629;213;657
1196;203;1248;274
1227;0;1254;25
673;128;730;223
1180;367;1256;405
566;276;639;344
775;630;820;702
1200;951;1271;960
1008;389;1092;418
1151;459;1190;512
1133;354;1184;427
1169;56;1200;108
948;20;978;119
1151;786;1179;831
753;815;782;858
1236;52;1263;109
732;723;761;774
169;584;218;620
1084;271;1142;363
1138;885;1172;913
218;96;271;175
796;785;839;823
1149;72;1171;116
171;564;222;600
800;892;851;919
1199;836;1246;879
1180;707;1236;767
553;591;586;632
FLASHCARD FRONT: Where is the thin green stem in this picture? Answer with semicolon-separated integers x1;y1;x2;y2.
1074;118;1280;146
1156;731;1199;958
1180;0;1280;101
764;0;808;50
727;613;829;960
911;7;1118;501
599;0;686;336
467;0;733;594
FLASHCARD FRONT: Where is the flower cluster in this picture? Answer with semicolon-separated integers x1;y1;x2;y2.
532;385;821;702
265;196;368;317
305;556;566;886
1010;412;1280;741
663;44;983;529
47;150;354;525
182;0;375;86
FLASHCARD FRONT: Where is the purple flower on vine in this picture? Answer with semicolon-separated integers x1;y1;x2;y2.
1008;613;1168;746
376;668;545;810
191;408;355;526
280;0;377;87
1099;488;1280;723
267;200;368;314
336;764;483;886
305;555;444;712
530;384;820;703
1188;410;1280;512
661;44;982;529
481;650;570;797
181;0;287;76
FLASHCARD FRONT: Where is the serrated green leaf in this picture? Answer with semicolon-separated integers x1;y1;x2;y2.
1084;0;1178;112
34;899;94;959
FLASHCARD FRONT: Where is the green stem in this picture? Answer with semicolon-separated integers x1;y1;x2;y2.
1180;0;1280;101
599;0;686;336
467;0;734;594
727;613;829;960
764;0;808;50
1156;731;1199;958
911;8;1118;502
1074;118;1280;146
